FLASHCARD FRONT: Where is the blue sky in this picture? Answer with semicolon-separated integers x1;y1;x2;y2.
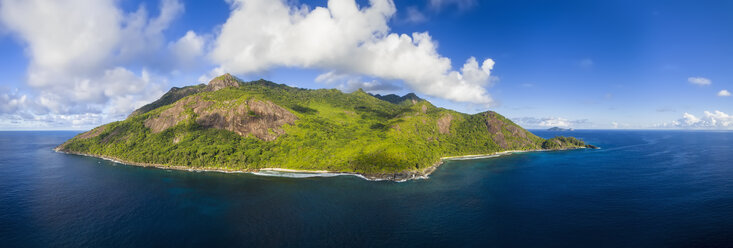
0;0;731;130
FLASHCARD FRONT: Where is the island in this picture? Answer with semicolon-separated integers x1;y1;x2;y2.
56;74;590;181
548;127;575;131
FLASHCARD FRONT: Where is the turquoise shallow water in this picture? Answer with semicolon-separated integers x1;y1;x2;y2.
1;130;732;247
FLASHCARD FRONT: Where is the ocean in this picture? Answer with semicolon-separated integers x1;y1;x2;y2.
1;130;732;247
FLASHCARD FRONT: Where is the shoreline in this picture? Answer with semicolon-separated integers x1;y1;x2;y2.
54;147;584;182
440;149;536;160
258;168;334;174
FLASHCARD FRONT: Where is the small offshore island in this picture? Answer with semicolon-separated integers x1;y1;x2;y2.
56;74;592;181
548;127;575;131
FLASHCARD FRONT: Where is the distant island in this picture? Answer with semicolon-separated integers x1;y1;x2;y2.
548;127;575;131
56;74;590;181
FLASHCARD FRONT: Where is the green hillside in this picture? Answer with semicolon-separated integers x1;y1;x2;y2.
56;74;587;180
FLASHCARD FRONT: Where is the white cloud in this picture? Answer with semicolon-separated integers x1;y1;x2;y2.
0;0;200;128
315;71;400;93
209;0;496;105
315;71;350;84
539;117;571;127
0;90;31;114
611;122;619;129
0;112;108;130
511;117;589;128
115;0;184;64
169;30;206;68
718;90;731;97
681;112;701;125
659;110;733;129
688;77;711;86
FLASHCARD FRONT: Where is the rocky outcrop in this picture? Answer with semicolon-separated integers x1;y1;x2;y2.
143;96;205;133
196;99;297;141
437;114;452;134
505;123;528;139
482;111;536;149
205;73;240;91
484;112;508;148
144;95;297;141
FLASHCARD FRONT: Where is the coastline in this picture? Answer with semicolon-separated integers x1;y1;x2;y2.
54;147;584;182
440;149;536;160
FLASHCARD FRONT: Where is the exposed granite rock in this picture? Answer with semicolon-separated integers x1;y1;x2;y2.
196;99;297;141
144;95;297;141
437;113;453;134
361;161;441;181
484;112;508;148
481;111;537;149
143;96;208;133
205;73;240;91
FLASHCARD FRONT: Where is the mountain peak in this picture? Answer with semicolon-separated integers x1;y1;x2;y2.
206;73;241;91
371;92;423;104
402;93;421;103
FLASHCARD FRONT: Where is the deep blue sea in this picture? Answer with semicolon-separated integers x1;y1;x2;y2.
1;130;732;247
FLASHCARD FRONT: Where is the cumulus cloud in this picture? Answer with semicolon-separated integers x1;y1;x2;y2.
0;112;108;130
658;110;733;129
539;117;571;127
718;90;731;97
0;0;201;128
688;77;711;86
169;30;206;69
209;0;496;105
511;117;589;128
315;71;400;93
0;90;31;114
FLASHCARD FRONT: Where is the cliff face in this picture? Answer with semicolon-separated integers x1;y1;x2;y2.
57;74;586;179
